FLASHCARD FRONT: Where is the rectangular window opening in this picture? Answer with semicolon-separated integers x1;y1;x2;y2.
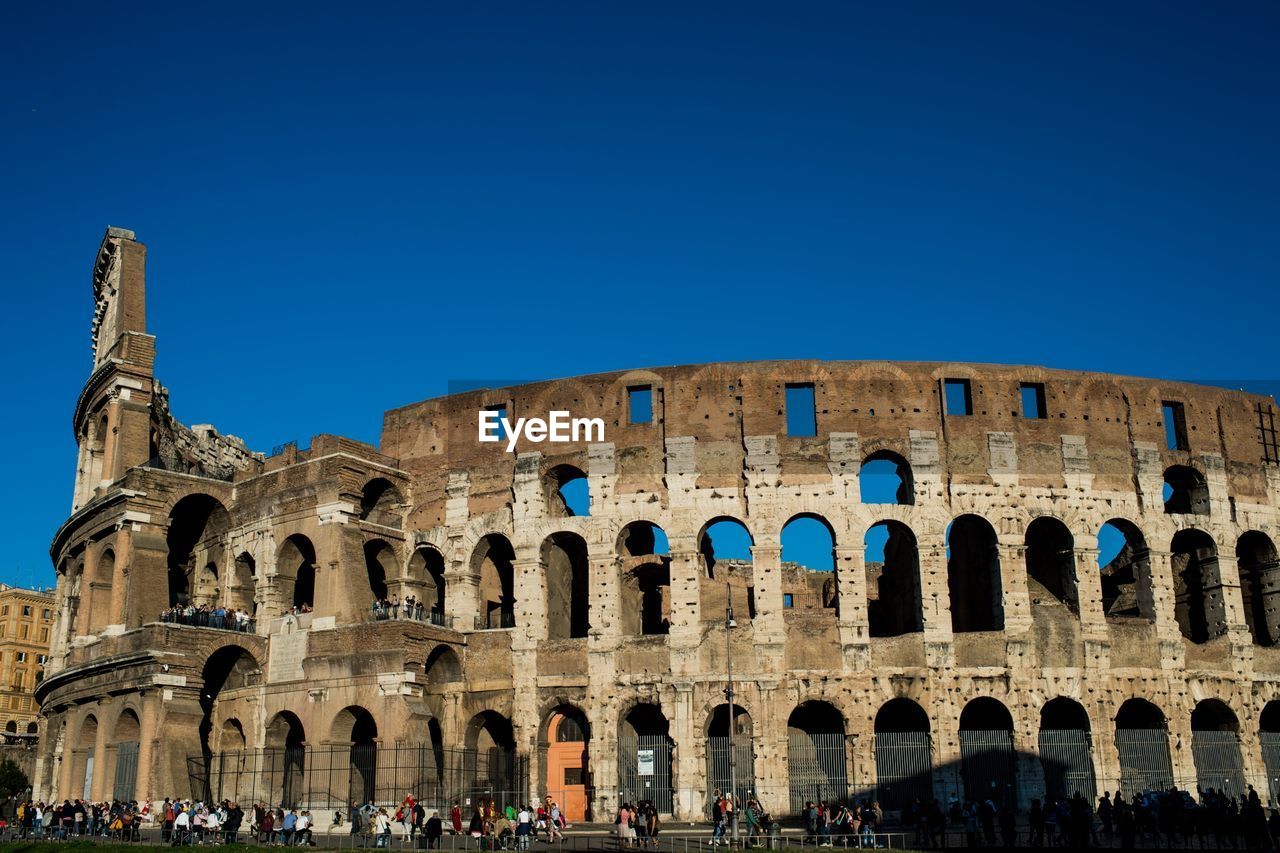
628;385;653;424
1163;401;1189;450
1020;382;1047;419
785;383;817;437
485;404;508;441
944;379;973;416
782;593;795;609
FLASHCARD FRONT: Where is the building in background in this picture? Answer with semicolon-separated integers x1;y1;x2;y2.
0;584;55;741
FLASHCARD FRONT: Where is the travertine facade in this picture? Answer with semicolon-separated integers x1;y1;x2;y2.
36;229;1280;820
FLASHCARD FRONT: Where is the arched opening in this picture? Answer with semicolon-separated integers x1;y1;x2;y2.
5;720;17;734
699;517;755;620
25;722;37;735
866;521;923;636
618;704;674;814
409;547;447;626
706;704;754;807
277;535;317;611
166;494;230;607
618;522;671;637
947;515;1004;632
197;646;260;802
874;699;932;810
360;478;403;529
1237;532;1280;647
860;450;914;505
364;540;396;605
958;698;1016;806
465;711;521;806
1025;518;1079;614
786;701;848;814
545;465;590;517
1038;698;1096;802
782;514;838;616
229;552;256;614
84;548;115;634
473;534;516;629
1114;699;1173;793
1164;465;1209;515
544;705;592;821
266;711;306;808
1098;520;1155;622
1191;699;1246;797
1260;703;1280;806
111;709;142;803
543;532;590;639
221;718;246;752
1171;529;1226;644
333;706;378;807
72;715;98;799
424;645;462;688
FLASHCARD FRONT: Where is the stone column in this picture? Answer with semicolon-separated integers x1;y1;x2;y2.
90;705;111;802
918;544;954;668
137;691;161;803
1147;549;1187;667
444;538;476;632
511;550;544;802
999;541;1033;634
833;544;869;669
749;542;785;655
666;544;703;676
671;682;700;821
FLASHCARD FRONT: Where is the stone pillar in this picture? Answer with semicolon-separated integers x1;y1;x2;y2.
1148;549;1187;666
1013;710;1043;811
90;705;111;802
671;682;700;821
444;538;476;632
1000;541;1033;635
666;544;702;656
137;691;161;802
511;549;543;802
834;544;869;669
749;542;784;650
752;682;785;816
918;544;954;668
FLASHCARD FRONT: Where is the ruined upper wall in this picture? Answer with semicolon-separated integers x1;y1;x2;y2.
381;361;1280;528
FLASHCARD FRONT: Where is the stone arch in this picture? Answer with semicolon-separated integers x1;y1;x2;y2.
221;717;246;752
545;464;590;518
1237;531;1280;647
618;521;672;637
1191;699;1246;797
266;710;306;808
866;520;923;636
277;534;318;611
958;697;1017;806
472;534;516;629
541;704;592;821
786;701;848;814
110;708;142;802
1164;465;1209;514
229;551;256;614
465;710;521;805
698;517;754;581
947;514;1004;633
873;698;932;810
542;531;590;639
364;539;396;603
705;702;754;805
84;546;116;634
424;645;462;688
1260;702;1280;804
1038;697;1096;802
197;644;262;801
860;449;914;505
71;713;99;799
360;477;404;528
166;493;230;607
1025;516;1079;615
1114;698;1174;793
333;705;379;806
1171;528;1226;644
408;545;447;624
1098;519;1155;622
618;702;674;814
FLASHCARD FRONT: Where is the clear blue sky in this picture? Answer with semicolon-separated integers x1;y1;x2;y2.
2;2;1278;588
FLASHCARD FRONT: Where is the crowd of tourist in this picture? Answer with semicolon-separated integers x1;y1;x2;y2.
371;594;440;624
159;604;256;633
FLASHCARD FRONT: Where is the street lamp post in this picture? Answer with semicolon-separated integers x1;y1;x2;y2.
725;583;738;846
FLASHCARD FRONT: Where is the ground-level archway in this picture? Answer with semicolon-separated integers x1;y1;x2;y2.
706;704;754;809
786;701;848;814
1038;698;1096;802
543;705;591;822
1114;699;1174;794
958;698;1016;806
874;699;932;810
1190;699;1246;798
618;704;674;814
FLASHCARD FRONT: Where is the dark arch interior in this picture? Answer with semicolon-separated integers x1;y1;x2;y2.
549;705;591;743
1191;700;1239;733
1025;517;1078;613
360;478;403;528
166;494;229;607
708;703;752;737
622;703;670;738
1261;701;1280;734
947;515;1004;632
619;521;668;558
875;698;930;733
1237;531;1280;647
364;540;395;601
959;698;1014;731
1164;465;1209;515
411;547;447;617
1115;699;1166;730
469;711;516;751
787;701;845;735
543;532;590;639
1099;520;1155;621
1040;698;1090;730
267;711;306;750
197;646;261;796
474;535;516;629
867;521;923;637
279;535;317;610
1171;528;1224;644
424;645;462;684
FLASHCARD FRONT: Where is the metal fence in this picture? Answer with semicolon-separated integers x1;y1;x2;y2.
190;744;529;812
1037;728;1097;803
705;737;754;811
786;732;848;814
873;731;932;810
114;741;140;803
617;733;674;814
1190;730;1247;797
1114;729;1174;794
958;729;1016;806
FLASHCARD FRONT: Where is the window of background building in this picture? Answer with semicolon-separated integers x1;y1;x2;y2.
39;628;47;642
783;593;795;608
21;606;30;617
42;609;50;620
15;653;25;663
1;606;8;616
19;625;27;640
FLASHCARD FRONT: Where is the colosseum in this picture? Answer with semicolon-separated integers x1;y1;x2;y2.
35;228;1280;822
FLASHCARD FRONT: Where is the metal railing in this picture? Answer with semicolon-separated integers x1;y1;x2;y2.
159;609;257;633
